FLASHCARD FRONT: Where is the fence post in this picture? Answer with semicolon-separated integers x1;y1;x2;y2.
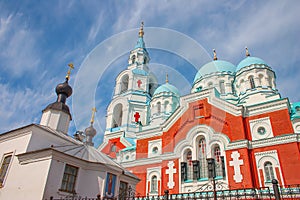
164;190;169;200
50;197;53;200
272;179;281;200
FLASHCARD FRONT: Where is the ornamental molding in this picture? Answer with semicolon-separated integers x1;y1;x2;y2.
244;98;290;117
226;134;299;150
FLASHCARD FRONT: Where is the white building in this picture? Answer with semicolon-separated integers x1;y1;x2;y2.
0;72;139;200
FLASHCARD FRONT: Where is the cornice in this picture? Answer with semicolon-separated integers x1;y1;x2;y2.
244;98;289;117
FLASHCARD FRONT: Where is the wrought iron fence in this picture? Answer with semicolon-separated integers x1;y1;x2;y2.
47;181;300;200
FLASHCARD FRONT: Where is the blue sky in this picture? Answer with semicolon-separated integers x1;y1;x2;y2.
1;1;300;147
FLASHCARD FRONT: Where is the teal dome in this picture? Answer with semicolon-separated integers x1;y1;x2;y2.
193;60;236;83
153;83;180;96
236;56;268;72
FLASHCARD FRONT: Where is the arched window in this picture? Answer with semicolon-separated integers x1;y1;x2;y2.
264;162;275;182
219;81;225;94
258;74;264;86
249;76;255;89
112;104;123;128
151;175;158;193
186;150;193;180
213;145;223;177
164;101;169;113
144;57;147;64
120;75;129;93
208;82;213;88
157;102;161;114
198;138;208;179
131;55;136;64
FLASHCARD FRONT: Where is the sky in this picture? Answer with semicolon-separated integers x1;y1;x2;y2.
0;1;300;147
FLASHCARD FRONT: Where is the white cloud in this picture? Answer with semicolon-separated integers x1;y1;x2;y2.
0;82;55;134
0;13;41;77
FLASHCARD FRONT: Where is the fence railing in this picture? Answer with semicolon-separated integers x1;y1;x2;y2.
47;180;300;200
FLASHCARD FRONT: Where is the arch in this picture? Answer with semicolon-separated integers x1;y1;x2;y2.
120;74;129;93
207;82;213;88
157;102;161;114
219;80;225;94
264;161;275;182
164;101;170;113
131;55;136;64
112;103;123;128
258;74;264;86
183;149;193;180
249;75;255;89
150;175;158;193
197;136;208;179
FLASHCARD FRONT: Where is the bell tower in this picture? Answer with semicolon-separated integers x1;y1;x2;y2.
104;22;158;140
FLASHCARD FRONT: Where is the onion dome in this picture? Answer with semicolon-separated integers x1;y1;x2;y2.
193;49;236;83
153;74;180;96
236;47;268;72
42;63;74;119
55;81;72;98
85;108;97;146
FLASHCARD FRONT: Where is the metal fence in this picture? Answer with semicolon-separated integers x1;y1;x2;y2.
47;181;300;200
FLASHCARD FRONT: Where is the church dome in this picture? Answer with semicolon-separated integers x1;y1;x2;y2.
236;56;268;72
85;125;96;137
193;60;236;83
153;83;180;96
55;80;72;97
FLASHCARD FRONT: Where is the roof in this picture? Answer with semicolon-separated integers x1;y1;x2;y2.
153;83;180;96
193;60;236;83
134;37;146;49
236;56;268;72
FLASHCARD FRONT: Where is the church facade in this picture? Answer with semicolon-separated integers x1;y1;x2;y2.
99;24;300;196
0;69;139;199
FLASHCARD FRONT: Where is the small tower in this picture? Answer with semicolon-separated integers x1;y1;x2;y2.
40;64;74;134
84;107;97;146
104;22;158;138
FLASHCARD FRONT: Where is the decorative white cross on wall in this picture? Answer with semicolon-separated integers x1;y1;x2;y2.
229;151;244;183
166;161;177;189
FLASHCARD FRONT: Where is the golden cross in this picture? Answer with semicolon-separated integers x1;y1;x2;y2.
90;107;97;124
139;21;144;37
66;63;74;80
166;73;169;83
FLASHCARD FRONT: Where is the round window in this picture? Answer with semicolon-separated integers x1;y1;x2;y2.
257;126;266;135
125;155;130;160
152;147;158;154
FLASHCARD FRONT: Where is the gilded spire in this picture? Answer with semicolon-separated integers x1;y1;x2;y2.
166;73;169;83
90;107;97;125
66;63;74;81
245;47;250;57
139;21;144;37
213;49;218;60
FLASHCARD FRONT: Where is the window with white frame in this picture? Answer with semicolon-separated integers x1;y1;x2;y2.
0;154;12;187
150;175;158;193
264;161;275;182
198;137;208;179
60;164;79;193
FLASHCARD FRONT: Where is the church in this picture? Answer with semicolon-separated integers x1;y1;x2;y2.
98;23;300;196
0;67;139;199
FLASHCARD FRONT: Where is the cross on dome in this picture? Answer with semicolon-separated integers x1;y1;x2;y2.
139;21;144;37
213;49;218;60
245;47;250;57
90;107;97;124
66;63;74;81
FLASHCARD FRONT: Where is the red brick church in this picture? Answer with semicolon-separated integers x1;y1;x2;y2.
99;24;300;196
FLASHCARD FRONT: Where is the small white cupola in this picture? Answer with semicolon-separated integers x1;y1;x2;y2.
40;63;74;134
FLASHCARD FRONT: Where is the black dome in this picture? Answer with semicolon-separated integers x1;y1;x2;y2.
55;80;72;97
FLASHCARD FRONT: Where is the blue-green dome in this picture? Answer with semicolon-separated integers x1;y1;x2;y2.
236;56;268;72
193;60;236;83
153;83;180;96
